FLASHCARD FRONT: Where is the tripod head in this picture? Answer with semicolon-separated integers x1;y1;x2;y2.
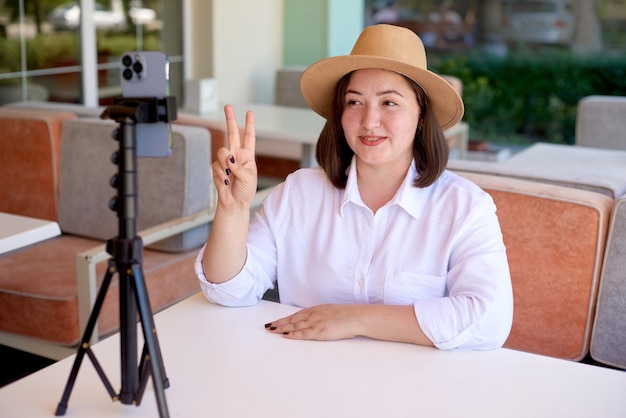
101;96;177;124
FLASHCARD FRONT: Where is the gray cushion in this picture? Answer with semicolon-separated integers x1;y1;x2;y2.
58;118;214;252
576;95;626;150
590;194;626;369
5;100;105;117
447;158;626;199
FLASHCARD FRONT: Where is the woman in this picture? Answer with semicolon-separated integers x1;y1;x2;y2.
195;24;513;350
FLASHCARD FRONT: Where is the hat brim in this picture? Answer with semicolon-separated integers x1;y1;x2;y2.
300;55;464;131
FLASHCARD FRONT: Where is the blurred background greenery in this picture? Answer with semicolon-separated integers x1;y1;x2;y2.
434;49;626;146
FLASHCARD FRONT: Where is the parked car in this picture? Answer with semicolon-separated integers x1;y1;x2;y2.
49;2;126;30
501;0;575;46
48;2;157;31
128;6;156;25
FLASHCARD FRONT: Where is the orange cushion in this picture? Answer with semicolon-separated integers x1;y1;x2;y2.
0;235;199;346
457;172;614;361
0;110;76;221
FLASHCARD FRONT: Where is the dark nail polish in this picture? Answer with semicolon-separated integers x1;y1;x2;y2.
264;323;271;328
282;332;289;335
270;326;277;331
229;156;235;164
225;168;231;176
224;179;230;186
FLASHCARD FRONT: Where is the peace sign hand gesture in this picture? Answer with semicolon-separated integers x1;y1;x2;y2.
212;104;258;209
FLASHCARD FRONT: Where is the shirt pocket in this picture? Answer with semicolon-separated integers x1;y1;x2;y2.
383;270;447;305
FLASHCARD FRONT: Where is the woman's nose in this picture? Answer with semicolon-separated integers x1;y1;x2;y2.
362;105;381;129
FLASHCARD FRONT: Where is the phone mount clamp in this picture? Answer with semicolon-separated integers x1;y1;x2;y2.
56;96;177;418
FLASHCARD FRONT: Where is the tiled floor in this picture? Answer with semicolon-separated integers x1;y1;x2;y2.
0;344;55;388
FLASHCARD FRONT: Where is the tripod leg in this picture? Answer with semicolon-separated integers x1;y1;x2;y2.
139;323;170;387
136;343;151;402
129;263;169;417
118;265;139;405
55;262;117;416
85;348;117;396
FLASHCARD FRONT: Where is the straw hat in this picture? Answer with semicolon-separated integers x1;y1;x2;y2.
300;24;464;130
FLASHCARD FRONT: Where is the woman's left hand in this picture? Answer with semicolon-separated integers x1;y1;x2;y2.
264;303;432;346
265;304;360;341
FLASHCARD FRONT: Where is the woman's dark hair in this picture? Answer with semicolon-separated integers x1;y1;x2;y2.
315;71;449;189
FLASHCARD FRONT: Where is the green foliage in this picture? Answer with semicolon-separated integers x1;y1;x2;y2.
0;33;79;71
0;31;162;73
434;50;626;145
97;32;162;57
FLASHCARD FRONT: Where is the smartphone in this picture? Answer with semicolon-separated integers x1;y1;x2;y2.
120;51;172;158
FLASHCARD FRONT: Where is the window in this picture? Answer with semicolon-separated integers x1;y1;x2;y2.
508;1;558;13
0;0;183;107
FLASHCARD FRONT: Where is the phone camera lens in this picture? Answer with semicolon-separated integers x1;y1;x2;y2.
122;55;132;67
133;61;143;74
122;68;133;80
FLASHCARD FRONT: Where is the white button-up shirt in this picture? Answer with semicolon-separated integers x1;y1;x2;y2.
196;161;513;350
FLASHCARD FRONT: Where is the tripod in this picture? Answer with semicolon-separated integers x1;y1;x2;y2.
56;97;176;418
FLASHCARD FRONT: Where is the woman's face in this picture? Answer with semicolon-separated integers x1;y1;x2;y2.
341;68;420;170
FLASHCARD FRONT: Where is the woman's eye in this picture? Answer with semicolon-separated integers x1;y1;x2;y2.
383;100;397;106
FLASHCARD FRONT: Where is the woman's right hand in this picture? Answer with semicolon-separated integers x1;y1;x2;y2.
212;104;258;208
203;105;257;283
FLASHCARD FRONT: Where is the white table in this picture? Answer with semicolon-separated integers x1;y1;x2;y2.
504;142;626;180
1;292;625;417
183;103;469;167
0;213;61;254
183;103;326;168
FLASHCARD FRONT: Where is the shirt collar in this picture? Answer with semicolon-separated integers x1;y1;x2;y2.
340;157;425;220
340;157;359;213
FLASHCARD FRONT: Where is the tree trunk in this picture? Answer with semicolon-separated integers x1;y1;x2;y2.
572;0;602;53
